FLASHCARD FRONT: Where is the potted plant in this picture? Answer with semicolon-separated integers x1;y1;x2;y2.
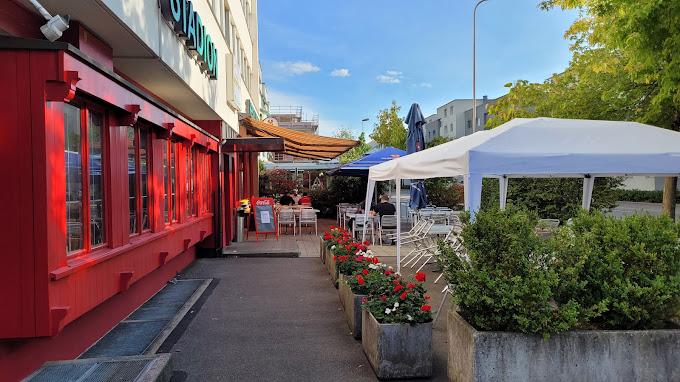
339;256;384;339
442;207;680;382
361;271;434;379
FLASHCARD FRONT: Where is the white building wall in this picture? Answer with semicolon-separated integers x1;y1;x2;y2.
101;0;260;135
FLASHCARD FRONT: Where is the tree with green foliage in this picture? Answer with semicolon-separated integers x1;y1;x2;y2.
333;127;372;165
489;0;680;219
369;100;407;150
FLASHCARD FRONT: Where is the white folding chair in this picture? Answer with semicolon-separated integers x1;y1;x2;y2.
379;215;398;246
353;214;374;244
278;210;296;236
343;207;358;230
299;209;318;235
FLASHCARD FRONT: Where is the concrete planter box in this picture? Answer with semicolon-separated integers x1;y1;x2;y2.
328;253;339;289
448;310;680;382
362;310;433;379
338;274;366;339
320;238;327;264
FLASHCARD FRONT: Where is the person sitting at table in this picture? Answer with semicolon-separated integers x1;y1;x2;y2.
370;195;396;217
279;191;294;206
292;189;302;204
298;192;312;205
371;195;396;244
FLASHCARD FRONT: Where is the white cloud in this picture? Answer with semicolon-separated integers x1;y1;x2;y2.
420;82;432;88
377;74;401;84
273;61;320;76
386;70;402;76
331;68;350;77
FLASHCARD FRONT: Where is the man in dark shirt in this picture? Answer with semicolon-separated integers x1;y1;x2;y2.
279;191;294;206
371;195;396;217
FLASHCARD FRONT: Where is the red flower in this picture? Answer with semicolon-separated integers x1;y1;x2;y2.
362;269;369;275
357;278;365;285
330;225;334;229
363;241;370;246
394;285;404;292
381;295;386;301
333;255;337;261
424;295;431;300
393;280;400;285
408;283;416;289
385;270;393;275
356;274;363;279
400;292;408;300
421;305;431;311
362;297;367;303
415;272;427;282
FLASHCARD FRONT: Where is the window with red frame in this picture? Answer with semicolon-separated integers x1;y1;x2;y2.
163;140;179;224
64;102;107;254
127;126;150;235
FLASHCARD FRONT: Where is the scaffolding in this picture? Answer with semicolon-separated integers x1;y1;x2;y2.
269;106;319;135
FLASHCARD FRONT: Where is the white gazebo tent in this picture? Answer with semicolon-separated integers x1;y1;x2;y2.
362;117;680;272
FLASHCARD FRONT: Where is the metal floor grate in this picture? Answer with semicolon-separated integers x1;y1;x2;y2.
23;354;170;382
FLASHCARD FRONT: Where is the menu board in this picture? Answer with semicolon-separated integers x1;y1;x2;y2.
251;197;278;241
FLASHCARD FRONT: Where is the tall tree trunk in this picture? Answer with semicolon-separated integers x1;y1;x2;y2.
662;177;677;221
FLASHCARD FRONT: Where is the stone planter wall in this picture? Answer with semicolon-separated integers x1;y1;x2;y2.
327;253;339;289
448;310;680;382
338;275;366;339
320;237;326;264
362;310;433;379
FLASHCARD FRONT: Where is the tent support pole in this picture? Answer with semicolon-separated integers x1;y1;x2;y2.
396;178;401;274
362;180;375;242
582;175;594;210
499;176;508;210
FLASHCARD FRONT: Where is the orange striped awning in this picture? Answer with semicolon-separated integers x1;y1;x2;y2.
241;117;359;160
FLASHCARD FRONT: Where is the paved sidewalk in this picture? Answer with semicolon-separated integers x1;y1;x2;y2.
163;257;450;382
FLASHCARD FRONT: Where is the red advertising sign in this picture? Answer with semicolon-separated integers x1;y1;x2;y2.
251;197;278;241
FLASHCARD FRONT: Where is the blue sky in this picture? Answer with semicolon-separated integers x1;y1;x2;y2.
258;0;580;138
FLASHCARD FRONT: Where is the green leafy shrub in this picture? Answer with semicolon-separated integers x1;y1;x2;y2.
612;188;680;203
480;177;622;222
442;207;581;337
441;207;680;337
550;210;680;329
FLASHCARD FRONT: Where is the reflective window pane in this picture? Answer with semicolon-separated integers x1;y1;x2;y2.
164;143;169;223
171;144;176;221
140;130;149;230
89;111;105;247
64;103;83;252
128;126;137;235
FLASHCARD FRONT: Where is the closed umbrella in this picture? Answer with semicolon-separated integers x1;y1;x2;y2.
405;103;427;209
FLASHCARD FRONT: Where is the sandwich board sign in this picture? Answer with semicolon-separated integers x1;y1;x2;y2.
251;197;278;241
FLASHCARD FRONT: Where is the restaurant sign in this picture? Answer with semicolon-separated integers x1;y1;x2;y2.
161;0;218;79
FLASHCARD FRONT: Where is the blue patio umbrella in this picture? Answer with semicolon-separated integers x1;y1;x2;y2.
405;103;428;209
326;147;407;177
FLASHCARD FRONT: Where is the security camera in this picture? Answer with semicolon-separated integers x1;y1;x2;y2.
28;0;70;42
40;14;70;42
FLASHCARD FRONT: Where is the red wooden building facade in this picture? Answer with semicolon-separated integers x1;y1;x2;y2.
0;7;261;379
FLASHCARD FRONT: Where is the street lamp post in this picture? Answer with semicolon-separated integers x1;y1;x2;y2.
473;0;488;134
361;118;369;135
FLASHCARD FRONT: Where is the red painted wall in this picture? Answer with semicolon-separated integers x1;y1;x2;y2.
0;48;218;340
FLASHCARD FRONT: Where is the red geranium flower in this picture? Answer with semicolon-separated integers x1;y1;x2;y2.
415;272;427;282
400;292;408;300
362;269;369;275
356;274;363;279
408;283;416;289
333;255;337;261
330;225;334;229
385;270;392;275
421;305;431;311
363;241;370;246
362;297;367;303
357;278;365;285
393;280;400;285
394;285;404;292
424;295;431;300
381;295;386;301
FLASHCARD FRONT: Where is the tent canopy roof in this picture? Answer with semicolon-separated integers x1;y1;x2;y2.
368;117;680;181
242;117;359;160
327;147;407;177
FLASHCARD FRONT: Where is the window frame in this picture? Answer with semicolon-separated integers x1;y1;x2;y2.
128;125;152;237
65;99;110;257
